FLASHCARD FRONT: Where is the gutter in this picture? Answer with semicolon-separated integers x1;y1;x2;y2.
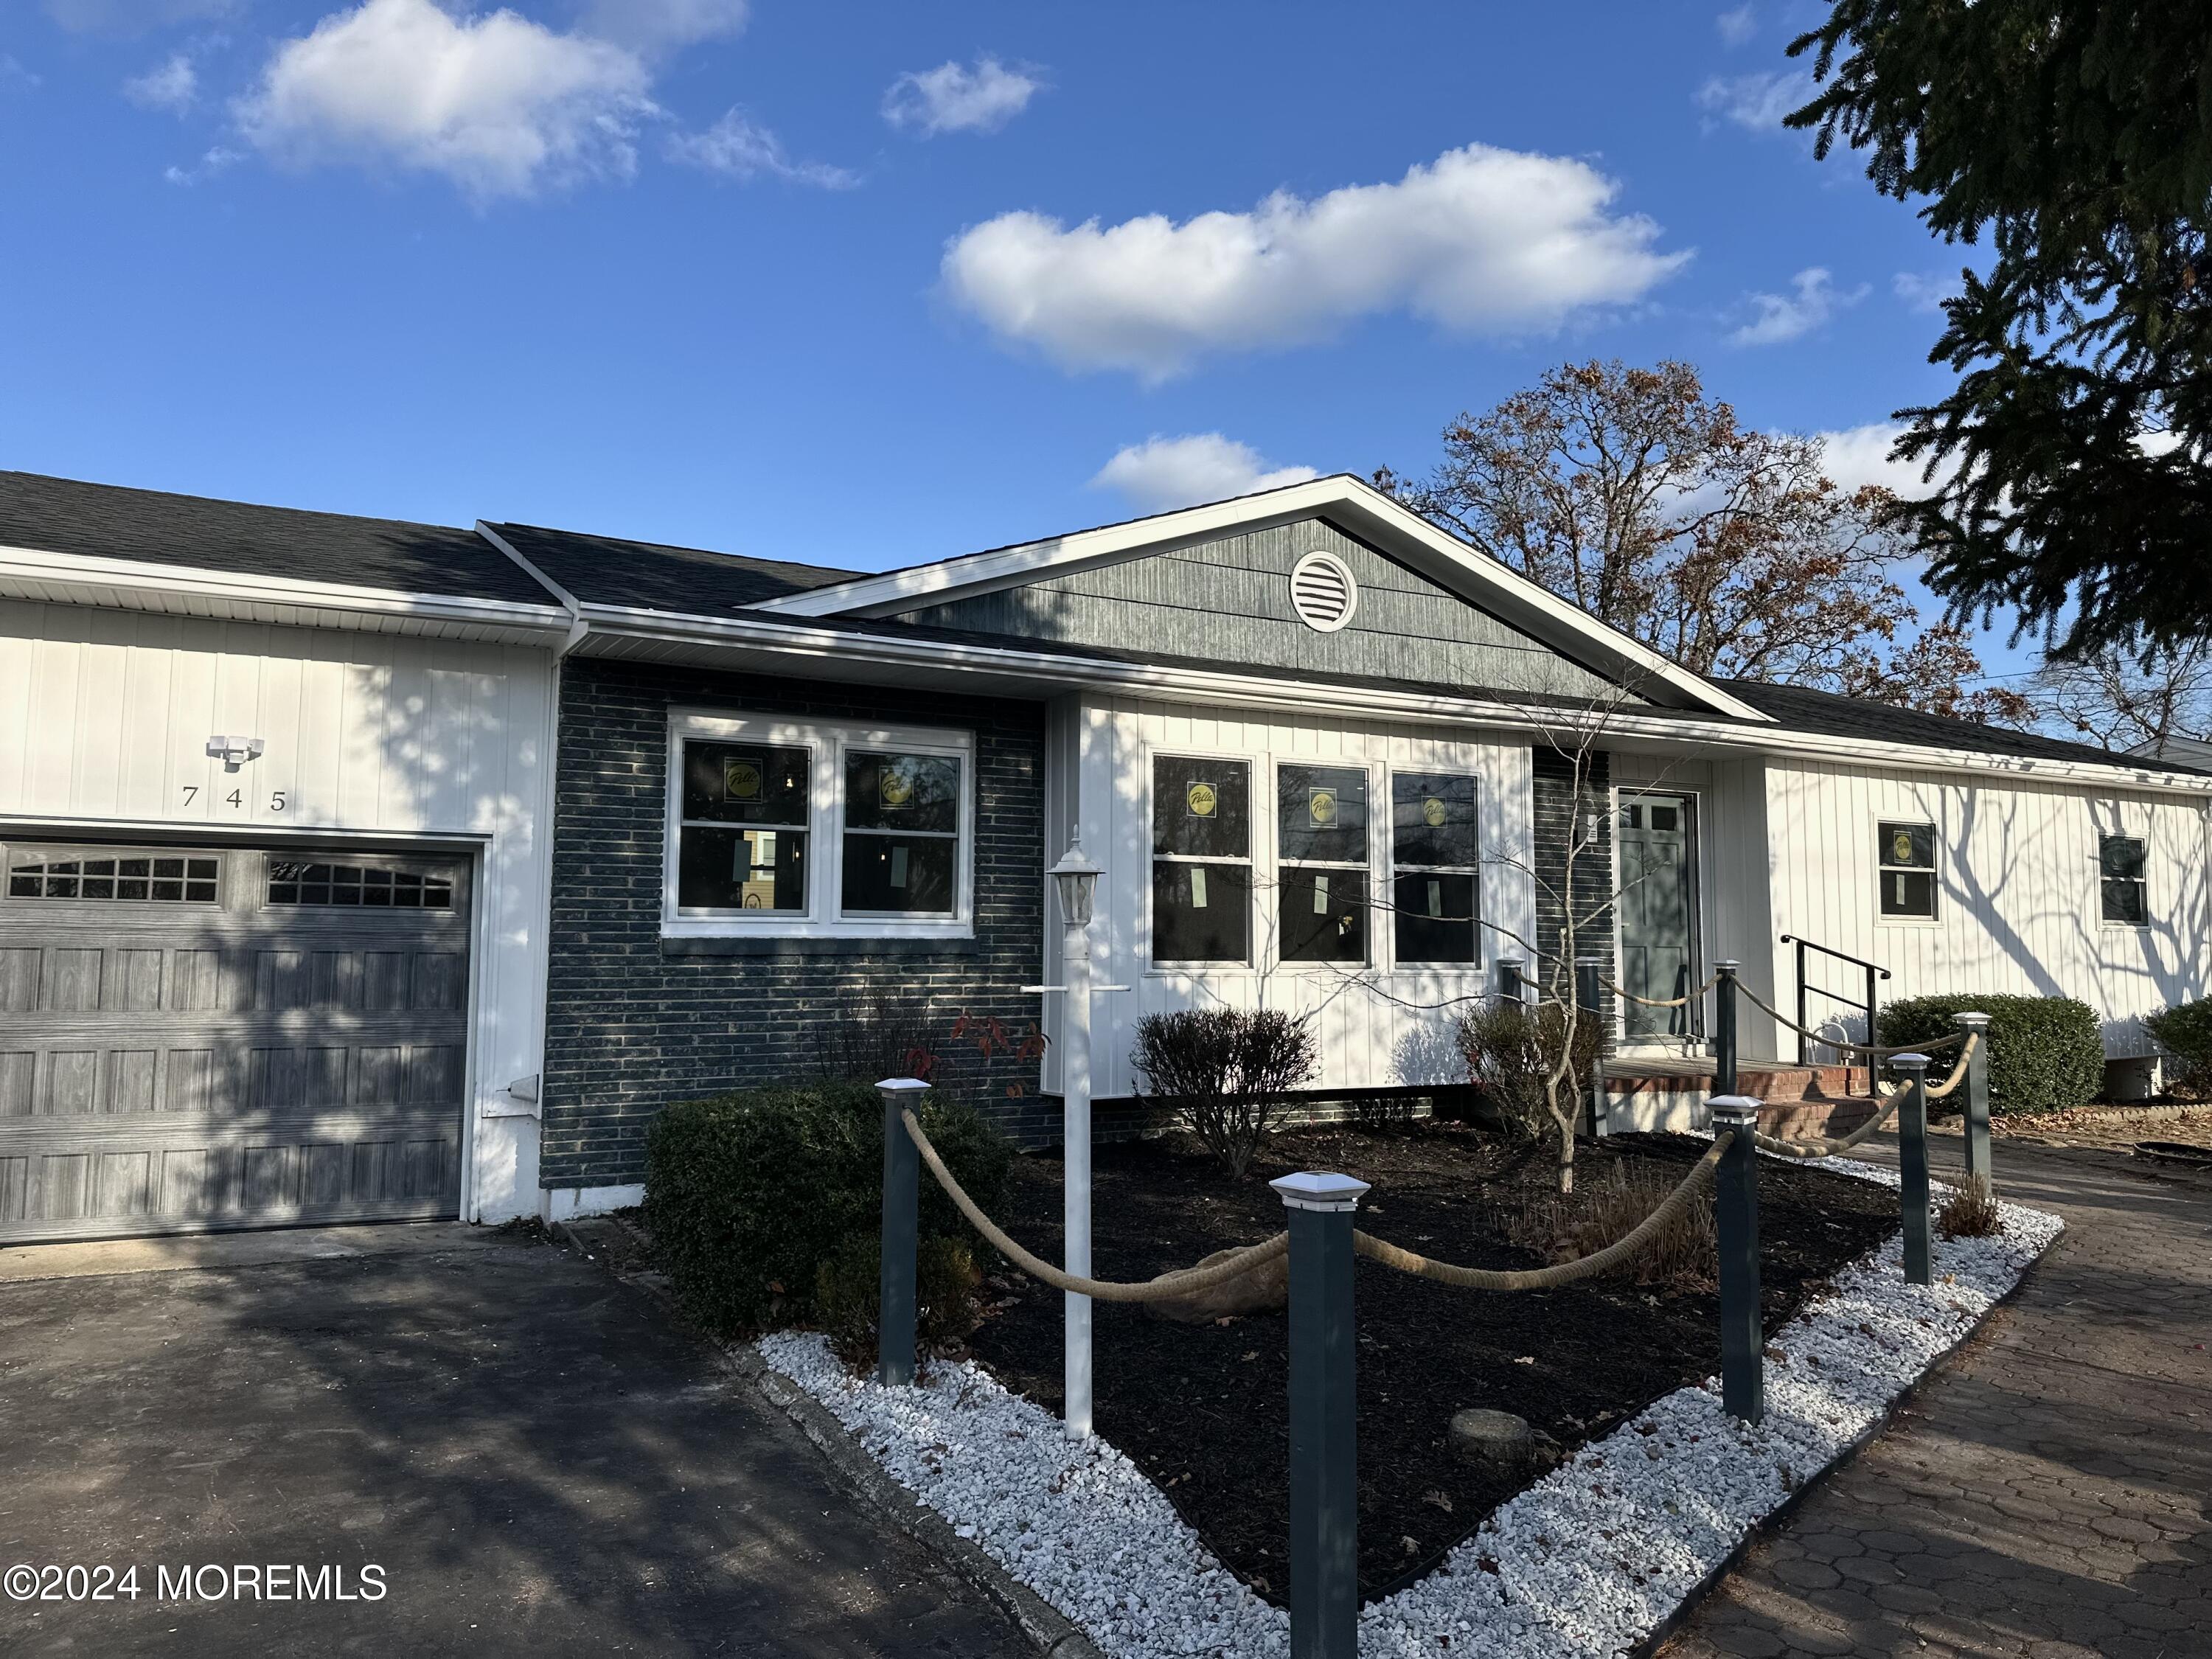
574;604;2212;799
475;522;590;657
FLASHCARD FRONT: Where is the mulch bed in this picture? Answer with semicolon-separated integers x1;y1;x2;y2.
959;1121;1899;1604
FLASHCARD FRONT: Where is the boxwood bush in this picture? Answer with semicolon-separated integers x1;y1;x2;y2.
644;1079;1011;1338
1877;994;2105;1116
2143;996;2212;1094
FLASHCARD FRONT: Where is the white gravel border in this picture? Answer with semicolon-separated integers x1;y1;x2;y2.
759;1159;2062;1659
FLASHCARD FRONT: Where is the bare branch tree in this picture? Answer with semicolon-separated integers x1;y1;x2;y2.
2033;643;2212;755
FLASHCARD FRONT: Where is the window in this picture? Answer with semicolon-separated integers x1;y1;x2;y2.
269;861;453;908
666;714;973;936
7;849;219;903
677;740;810;912
2101;834;2147;926
1151;755;1251;964
1877;821;1937;919
1278;764;1370;963
841;751;961;917
1391;773;1479;964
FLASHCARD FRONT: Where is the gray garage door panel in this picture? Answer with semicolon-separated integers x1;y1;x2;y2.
0;842;470;1243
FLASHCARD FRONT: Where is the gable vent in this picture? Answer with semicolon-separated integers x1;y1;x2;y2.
1289;551;1357;633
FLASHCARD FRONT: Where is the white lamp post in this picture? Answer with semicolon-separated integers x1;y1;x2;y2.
1046;834;1101;1439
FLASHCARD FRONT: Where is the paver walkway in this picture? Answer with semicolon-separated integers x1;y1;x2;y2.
0;1225;1029;1658
1663;1140;2212;1659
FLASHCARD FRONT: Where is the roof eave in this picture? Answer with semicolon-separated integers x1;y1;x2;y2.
0;542;575;644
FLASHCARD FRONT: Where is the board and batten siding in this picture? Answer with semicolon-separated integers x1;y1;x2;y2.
0;601;557;1222
1760;757;2211;1056
1049;692;1536;1102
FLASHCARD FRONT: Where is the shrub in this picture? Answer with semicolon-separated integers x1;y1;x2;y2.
1132;1007;1320;1177
810;994;939;1085
814;1234;984;1368
1937;1175;2002;1240
2143;996;2212;1095
1877;994;2104;1116
644;1079;1011;1338
1454;999;1601;1141
1494;1159;1716;1290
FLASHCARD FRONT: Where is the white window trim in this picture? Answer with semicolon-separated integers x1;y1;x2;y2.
1387;768;1484;972
1874;815;1941;926
662;711;975;940
2098;830;2151;931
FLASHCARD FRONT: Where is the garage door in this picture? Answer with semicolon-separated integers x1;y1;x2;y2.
0;841;470;1244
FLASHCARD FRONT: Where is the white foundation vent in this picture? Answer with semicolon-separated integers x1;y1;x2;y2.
1289;551;1357;633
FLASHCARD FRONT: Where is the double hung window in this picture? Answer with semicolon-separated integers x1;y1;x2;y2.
1389;773;1480;964
1150;755;1251;964
1277;764;1370;964
2100;834;2147;926
667;715;972;936
1877;821;1938;919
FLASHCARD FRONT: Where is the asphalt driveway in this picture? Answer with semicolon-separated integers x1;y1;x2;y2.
0;1224;1029;1658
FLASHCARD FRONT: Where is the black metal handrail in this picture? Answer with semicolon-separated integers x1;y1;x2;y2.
1778;933;1893;1092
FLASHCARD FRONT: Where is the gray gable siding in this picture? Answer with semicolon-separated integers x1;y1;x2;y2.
891;518;1632;701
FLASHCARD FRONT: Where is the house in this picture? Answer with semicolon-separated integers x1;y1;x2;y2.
3;468;2205;1241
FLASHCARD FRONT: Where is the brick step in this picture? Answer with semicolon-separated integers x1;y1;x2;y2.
1759;1096;1882;1141
1601;1059;1870;1104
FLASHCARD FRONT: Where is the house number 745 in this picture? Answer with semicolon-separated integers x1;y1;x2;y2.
181;787;288;811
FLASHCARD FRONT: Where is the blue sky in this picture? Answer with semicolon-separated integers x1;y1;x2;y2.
0;0;2016;666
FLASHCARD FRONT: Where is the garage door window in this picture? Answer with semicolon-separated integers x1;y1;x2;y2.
7;849;219;902
268;860;456;908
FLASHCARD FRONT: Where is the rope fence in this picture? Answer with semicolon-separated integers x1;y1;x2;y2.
1597;970;1722;1009
1737;984;1968;1058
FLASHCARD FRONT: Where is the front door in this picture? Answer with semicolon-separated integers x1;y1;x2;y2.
1615;793;1697;1041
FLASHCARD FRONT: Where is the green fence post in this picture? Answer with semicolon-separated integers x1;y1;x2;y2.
876;1077;931;1386
1713;959;1739;1099
1890;1054;1933;1287
1272;1170;1368;1659
1708;1094;1764;1424
1954;1012;1992;1184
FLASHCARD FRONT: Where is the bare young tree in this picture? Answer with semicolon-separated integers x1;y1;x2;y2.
1376;358;2032;724
2034;643;2212;756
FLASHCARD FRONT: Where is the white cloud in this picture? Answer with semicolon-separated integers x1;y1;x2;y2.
578;0;747;55
1091;434;1318;514
666;107;855;188
1816;421;1951;499
1892;270;1958;314
883;56;1043;136
942;142;1691;381
236;0;655;201
1;55;40;91
1716;4;1757;46
125;52;197;113
1729;266;1865;346
1696;69;1815;133
164;144;242;185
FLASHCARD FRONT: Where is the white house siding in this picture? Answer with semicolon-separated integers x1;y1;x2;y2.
0;602;556;1222
1056;693;1537;1101
1759;757;2210;1057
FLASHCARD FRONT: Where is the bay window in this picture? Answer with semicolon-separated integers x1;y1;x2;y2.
666;714;972;937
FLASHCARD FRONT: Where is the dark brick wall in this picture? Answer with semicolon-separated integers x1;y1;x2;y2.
1531;746;1616;1022
540;657;1050;1189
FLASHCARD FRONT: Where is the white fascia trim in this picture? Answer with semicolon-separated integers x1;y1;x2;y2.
740;475;1774;726
574;604;2212;799
474;522;591;657
0;542;575;638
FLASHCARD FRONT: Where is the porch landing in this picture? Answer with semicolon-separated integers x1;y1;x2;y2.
1601;1054;1880;1139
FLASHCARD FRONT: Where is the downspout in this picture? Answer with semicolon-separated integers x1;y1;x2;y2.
475;524;589;1221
